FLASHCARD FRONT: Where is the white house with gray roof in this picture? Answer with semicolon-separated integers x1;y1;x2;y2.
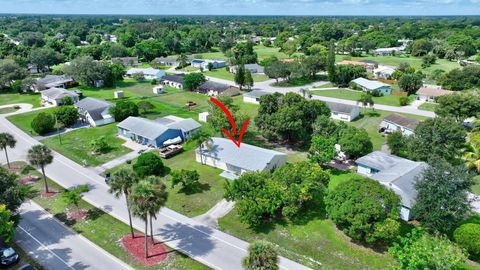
243;90;270;104
356;151;428;221
74;97;114;127
230;63;264;74
40;88;80;106
352;77;392;95
196;137;287;179
117;115;200;148
126;68;165;80
325;101;360;122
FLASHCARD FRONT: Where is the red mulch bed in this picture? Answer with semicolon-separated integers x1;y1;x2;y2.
121;234;170;266
40;189;58;198
7;164;20;173
20;175;40;185
67;209;88;221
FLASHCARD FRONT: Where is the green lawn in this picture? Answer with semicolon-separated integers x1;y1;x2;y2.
0;90;41;107
473;176;480;195
313;82;335;88
335;54;459;77
271;77;319;88
7;107;57;136
418;102;438;112
204;68;270;82
254;45;304;61
41;124;131;167
312;89;412;107
106;143;225;217
348;109;428;150
9;162;208;270
0;106;17;114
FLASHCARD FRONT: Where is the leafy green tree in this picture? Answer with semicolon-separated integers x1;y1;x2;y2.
234;65;245;90
63;56;115;87
109;100;139;122
389;229;466;270
398;73;423;94
176;53;188;68
435;92;480;121
54;106;78;127
413;158;473;234
440;65;480;91
110;63;126;82
137;100;154;114
327;40;336;83
109;169;139;238
134;40;167;62
308;135;336;165
357;92;374;111
335;64;366;85
0;133;16;168
0;204;15;244
454;223;480;260
281;40;297;57
61;96;74;106
387;132;407;156
133;152;166;178
90;136;109;154
242;240;279;270
244;70;254;91
28;48;63;72
232;41;258;64
28;145;53;193
31;112;55;135
183;73;206;91
338;126;373;159
170;169;200;191
0;167;32;214
62;185;89;211
312;115;346;140
0;59;27;90
264;61;290;83
410;39;433;56
407;117;466;164
302;55;326;79
325;177;401;244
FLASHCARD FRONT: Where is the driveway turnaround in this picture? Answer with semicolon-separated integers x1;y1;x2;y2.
0;115;311;270
16;201;133;270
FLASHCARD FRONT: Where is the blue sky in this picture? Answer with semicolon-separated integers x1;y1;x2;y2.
1;0;479;15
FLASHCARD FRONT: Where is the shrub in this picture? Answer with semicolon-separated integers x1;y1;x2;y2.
109;100;139;122
54;106;78;127
31;112;55;135
61;96;74;105
170;169;200;190
399;96;409;106
89;136;109;154
325;177;401;244
133;152;166;178
454;223;480;260
150;79;157;85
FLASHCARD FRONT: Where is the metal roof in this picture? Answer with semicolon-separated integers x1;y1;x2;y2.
244;90;270;99
383;114;419;131
41;87;79;100
352;77;390;90
197;137;286;171
117;117;169;140
325;101;359;114
356;151;427;208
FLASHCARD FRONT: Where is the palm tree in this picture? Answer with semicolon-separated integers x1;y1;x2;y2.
357;92;374;113
145;176;168;245
129;180;155;258
189;128;212;165
27;145;53;193
176;53;188;68
109;168;139;238
0;133;16;168
242;240;279;270
463;143;480;173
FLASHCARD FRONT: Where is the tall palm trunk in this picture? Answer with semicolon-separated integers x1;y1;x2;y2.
41;165;49;193
125;194;134;238
144;218;149;258
150;215;154;245
3;147;10;168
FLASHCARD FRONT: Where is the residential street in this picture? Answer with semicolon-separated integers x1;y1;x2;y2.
0;115;311;270
16;201;133;270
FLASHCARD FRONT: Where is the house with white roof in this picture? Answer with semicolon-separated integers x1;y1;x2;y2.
40;88;80;106
117;115;201;148
126;68;165;80
373;65;396;80
74;97;114;127
243;90;270;104
230;63;264;74
196;137;287;179
191;59;227;70
356;151;428;221
325;101;360;122
351;77;392;96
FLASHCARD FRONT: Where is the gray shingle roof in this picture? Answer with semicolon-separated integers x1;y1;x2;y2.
154;115;201;133
41;87;79;100
244;90;270;99
197;137;287;171
356;151;427;208
37;75;74;88
197;81;230;93
162;74;185;84
383;114;419;131
126;68;163;76
325;101;359;114
75;97;113;121
352;77;390;90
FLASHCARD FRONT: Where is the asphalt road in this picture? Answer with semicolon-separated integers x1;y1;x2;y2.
16;201;133;270
0;115;311;270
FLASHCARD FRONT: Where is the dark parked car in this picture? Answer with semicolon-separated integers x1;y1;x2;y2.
338;83;349;88
104;171;111;185
18;264;37;270
0;246;19;267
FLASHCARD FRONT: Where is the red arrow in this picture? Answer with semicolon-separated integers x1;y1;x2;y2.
210;97;249;148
